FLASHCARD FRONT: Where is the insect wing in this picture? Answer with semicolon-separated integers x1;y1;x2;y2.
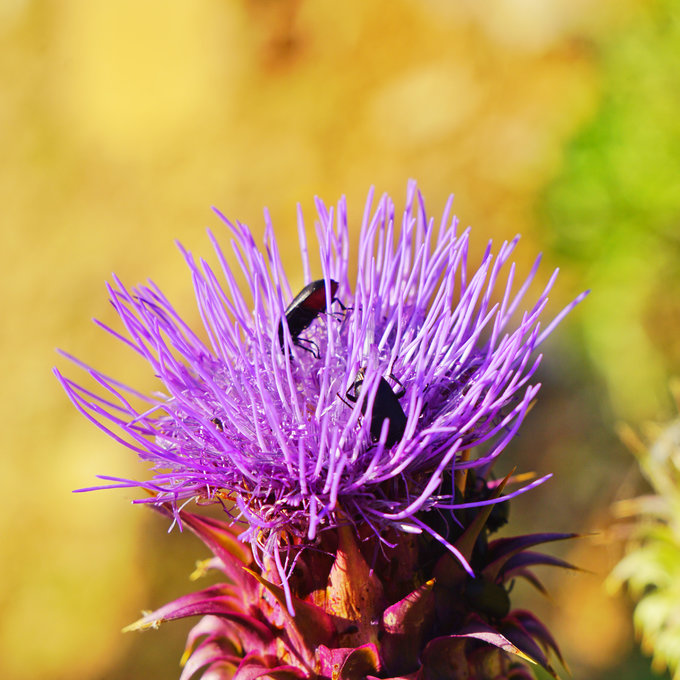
370;378;407;447
345;372;407;448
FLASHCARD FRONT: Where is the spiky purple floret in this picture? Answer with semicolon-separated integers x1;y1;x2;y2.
56;181;587;575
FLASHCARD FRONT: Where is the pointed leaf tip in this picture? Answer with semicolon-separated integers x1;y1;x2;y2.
381;579;436;672
339;644;381;680
484;532;580;581
383;578;434;627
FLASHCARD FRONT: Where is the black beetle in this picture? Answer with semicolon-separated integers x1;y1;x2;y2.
345;370;407;448
278;279;340;357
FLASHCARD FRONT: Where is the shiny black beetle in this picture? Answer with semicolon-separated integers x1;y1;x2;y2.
345;370;407;448
278;279;340;357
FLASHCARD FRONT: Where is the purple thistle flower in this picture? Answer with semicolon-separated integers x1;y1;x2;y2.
56;181;587;603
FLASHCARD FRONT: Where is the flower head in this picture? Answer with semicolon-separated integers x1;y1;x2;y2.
57;181;586;609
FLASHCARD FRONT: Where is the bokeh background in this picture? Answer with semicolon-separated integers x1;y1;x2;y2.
3;0;680;678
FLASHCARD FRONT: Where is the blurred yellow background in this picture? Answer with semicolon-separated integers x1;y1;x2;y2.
3;0;679;678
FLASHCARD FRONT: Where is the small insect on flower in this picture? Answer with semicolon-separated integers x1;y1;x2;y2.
344;370;407;448
278;278;341;358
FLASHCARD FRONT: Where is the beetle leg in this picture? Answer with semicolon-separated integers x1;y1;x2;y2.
294;336;320;359
331;295;347;312
336;391;355;409
329;309;348;322
386;373;406;399
328;298;350;325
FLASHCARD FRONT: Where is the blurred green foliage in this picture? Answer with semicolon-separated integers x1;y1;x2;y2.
609;406;680;679
541;0;680;421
